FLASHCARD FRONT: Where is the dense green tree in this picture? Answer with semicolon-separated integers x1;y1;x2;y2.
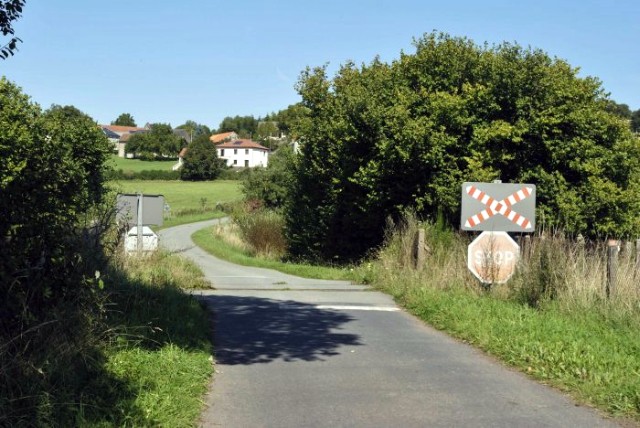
218;115;258;138
286;32;640;262
180;134;226;180
0;0;25;59
632;109;640;133
126;123;184;158
604;101;632;120
111;112;137;127
177;120;211;140
242;145;295;208
1;78;112;421
269;103;310;138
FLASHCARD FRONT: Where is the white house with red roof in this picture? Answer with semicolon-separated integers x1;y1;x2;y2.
174;138;269;170
217;139;269;168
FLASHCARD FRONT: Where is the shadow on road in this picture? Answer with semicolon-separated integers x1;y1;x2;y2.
199;295;361;365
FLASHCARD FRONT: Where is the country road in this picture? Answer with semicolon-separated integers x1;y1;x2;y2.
160;219;618;428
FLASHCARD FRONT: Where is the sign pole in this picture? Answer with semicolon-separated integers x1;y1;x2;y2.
137;193;143;254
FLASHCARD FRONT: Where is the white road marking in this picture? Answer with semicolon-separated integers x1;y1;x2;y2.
278;304;399;312
316;305;400;312
211;276;269;278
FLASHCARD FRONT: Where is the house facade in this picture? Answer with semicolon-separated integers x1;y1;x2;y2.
217;139;269;168
100;124;148;157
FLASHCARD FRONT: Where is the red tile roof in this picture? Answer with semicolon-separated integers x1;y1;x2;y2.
101;125;147;134
216;139;269;150
210;131;238;143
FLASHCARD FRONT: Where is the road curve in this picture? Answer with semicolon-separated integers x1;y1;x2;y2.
160;219;619;428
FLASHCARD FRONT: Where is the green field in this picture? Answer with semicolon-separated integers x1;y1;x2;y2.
109;154;177;172
111;180;242;228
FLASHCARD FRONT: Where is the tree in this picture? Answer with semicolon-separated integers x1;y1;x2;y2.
242;145;295;208
1;78;112;420
125;123;184;159
286;32;640;263
218;115;259;138
180;133;225;181
177;120;211;140
0;0;25;60
111;112;137;127
632;109;640;133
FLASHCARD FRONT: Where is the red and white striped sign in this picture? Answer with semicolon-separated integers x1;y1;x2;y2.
464;185;534;230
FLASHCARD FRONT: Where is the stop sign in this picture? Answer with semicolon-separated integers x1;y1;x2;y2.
468;231;519;284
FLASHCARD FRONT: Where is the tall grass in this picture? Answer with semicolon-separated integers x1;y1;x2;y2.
1;246;214;426
229;203;287;259
363;213;640;420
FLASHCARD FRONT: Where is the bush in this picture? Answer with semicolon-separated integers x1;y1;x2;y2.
242;146;295;209
107;168;181;180
231;204;287;258
0;79;113;424
287;31;640;263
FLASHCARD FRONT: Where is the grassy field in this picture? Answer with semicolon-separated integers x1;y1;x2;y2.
111;180;242;228
108;154;177;172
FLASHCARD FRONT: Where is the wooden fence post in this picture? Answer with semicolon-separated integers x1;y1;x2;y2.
414;228;426;269
606;239;620;298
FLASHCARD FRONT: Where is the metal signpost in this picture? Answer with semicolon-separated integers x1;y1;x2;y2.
461;182;536;284
116;193;164;254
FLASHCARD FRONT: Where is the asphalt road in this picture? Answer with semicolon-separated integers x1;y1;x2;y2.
160;219;618;428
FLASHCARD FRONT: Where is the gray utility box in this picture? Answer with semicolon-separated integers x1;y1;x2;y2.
124;226;158;254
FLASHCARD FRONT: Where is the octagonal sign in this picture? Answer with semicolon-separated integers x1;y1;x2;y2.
468;231;520;284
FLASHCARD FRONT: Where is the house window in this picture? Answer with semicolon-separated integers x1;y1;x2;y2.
245;149;249;154
244;160;249;167
233;159;237;165
220;149;224;156
234;149;237;155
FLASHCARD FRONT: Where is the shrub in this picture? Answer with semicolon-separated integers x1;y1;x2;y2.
232;205;287;258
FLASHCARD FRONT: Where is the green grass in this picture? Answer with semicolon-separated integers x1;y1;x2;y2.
110;180;242;228
108;155;176;173
385;284;640;421
85;250;214;426
192;226;354;281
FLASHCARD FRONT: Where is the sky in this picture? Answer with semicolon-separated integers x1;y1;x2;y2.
2;0;639;129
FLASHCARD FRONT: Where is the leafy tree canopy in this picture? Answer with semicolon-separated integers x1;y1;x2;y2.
125;123;184;159
631;109;640;133
242;145;295;209
218;115;258;138
180;133;225;181
177;120;211;140
0;0;25;59
286;32;640;262
111;112;137;127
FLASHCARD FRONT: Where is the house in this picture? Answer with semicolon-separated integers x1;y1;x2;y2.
209;131;238;144
101;124;148;157
217;139;269;168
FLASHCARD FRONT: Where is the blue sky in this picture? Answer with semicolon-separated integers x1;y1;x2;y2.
2;0;639;129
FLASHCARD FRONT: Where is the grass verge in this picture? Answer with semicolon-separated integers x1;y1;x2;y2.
85;250;214;426
192;225;354;281
363;215;640;423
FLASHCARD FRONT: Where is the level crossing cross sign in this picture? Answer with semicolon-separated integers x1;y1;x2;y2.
460;182;536;232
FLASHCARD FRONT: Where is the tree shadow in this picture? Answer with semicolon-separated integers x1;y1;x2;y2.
200;295;362;365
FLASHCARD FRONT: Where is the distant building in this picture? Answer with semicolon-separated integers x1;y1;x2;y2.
100;124;148;158
216;139;269;168
209;131;239;144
